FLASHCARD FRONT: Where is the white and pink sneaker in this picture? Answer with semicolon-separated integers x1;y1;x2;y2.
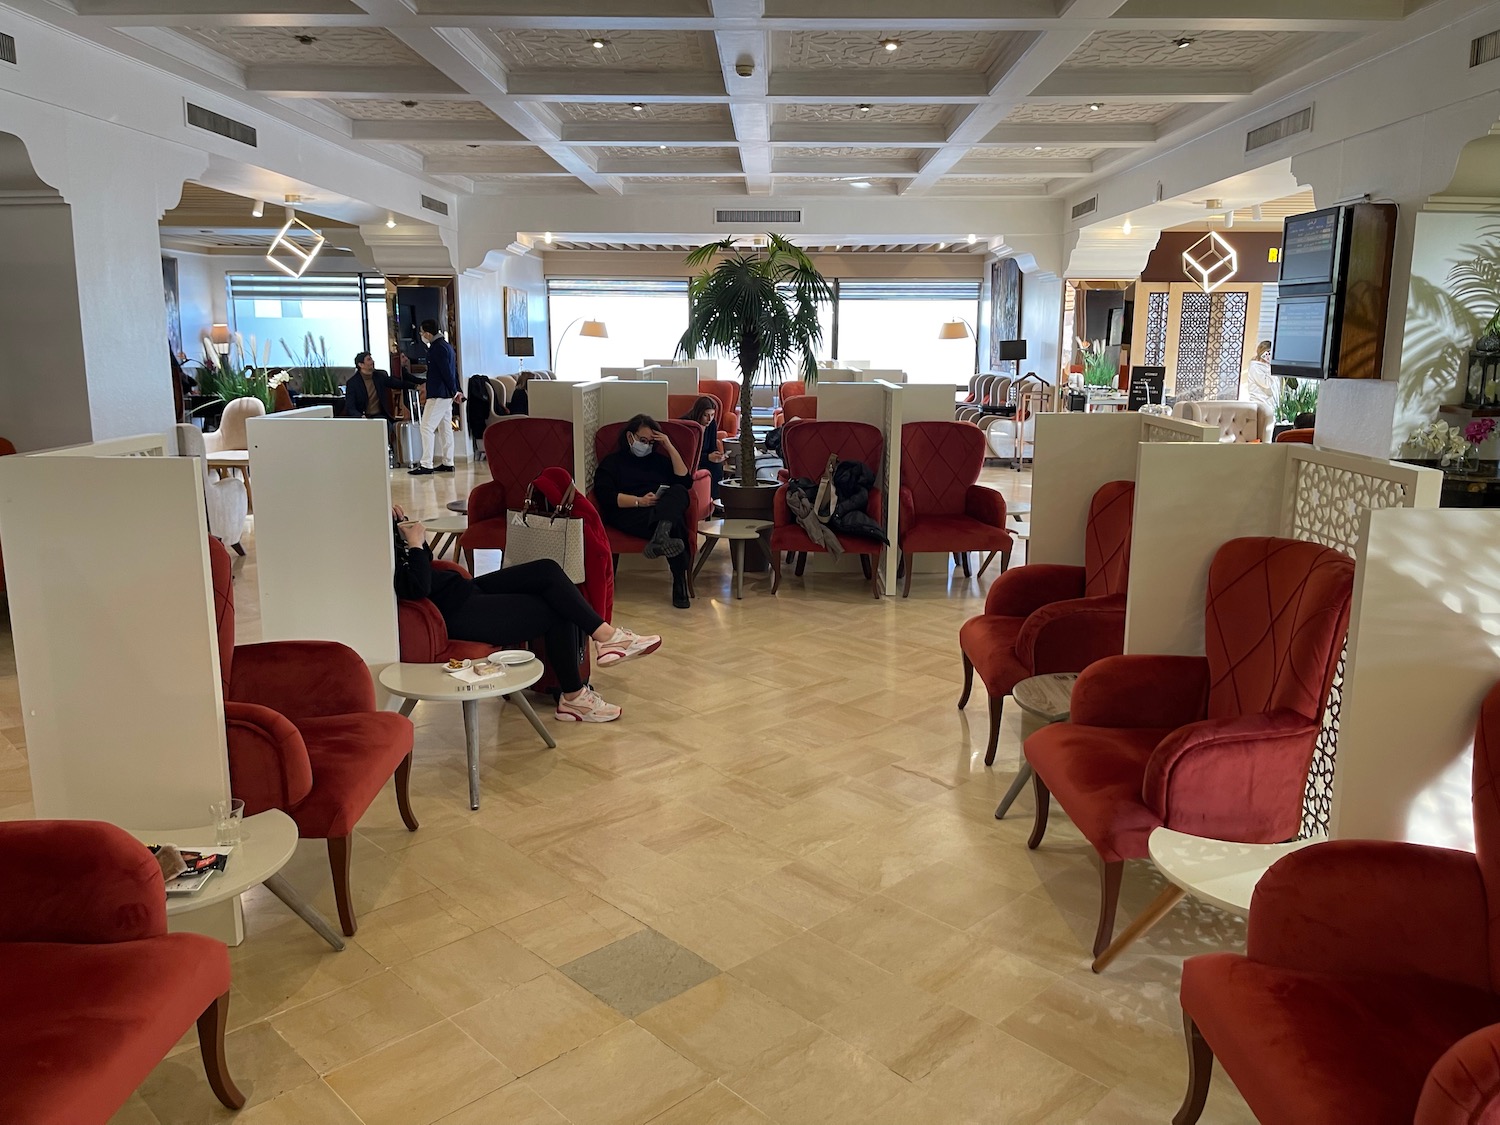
595;627;662;667
554;687;623;723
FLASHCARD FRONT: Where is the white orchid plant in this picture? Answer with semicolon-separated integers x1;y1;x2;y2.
1408;418;1481;466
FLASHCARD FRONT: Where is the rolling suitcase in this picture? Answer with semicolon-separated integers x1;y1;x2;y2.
393;388;422;467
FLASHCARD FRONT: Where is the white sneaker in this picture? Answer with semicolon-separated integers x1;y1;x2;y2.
595;627;662;667
554;686;623;723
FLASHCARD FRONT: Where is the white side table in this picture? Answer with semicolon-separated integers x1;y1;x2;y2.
693;518;773;599
379;659;552;811
1091;826;1328;972
994;672;1076;820
128;809;344;951
207;450;252;510
422;514;468;563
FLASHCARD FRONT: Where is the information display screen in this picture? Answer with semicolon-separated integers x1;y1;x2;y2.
1280;209;1341;287
1272;295;1334;374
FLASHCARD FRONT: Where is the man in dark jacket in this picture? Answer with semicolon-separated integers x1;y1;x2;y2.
412;318;461;475
344;351;417;424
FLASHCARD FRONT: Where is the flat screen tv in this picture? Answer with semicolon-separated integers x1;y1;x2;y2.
1279;207;1343;288
1271;295;1336;378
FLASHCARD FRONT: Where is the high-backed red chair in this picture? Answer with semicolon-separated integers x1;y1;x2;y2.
0;435;14;594
0;819;242;1125
698;379;741;439
667;393;702;420
771;419;884;599
898;421;1013;598
1275;428;1315;444
958;480;1135;765
1175;679;1500;1125
1025;536;1355;958
210;538;417;936
590;419;712;594
460;417;574;566
781;395;817;424
772;380;808;427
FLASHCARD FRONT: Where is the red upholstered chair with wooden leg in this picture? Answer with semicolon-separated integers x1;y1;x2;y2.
898;420;1013;597
772;381;807;427
698;379;740;439
209;538;417;937
460;416;574;568
957;480;1135;767
1275;428;1315;444
1024;536;1354;961
780;395;818;424
0;819;242;1125
771;419;885;599
1174;679;1500;1125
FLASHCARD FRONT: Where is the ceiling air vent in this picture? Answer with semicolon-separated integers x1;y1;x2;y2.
1;32;18;65
420;195;449;216
1246;106;1313;153
1472;29;1500;67
715;209;802;224
185;102;257;148
1071;196;1098;222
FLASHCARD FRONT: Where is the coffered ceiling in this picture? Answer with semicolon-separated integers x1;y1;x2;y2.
66;0;1439;200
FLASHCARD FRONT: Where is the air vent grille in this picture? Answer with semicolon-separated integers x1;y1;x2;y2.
1246;106;1313;153
420;195;449;216
715;209;802;224
1472;29;1500;67
185;102;257;148
0;32;16;65
1071;196;1098;221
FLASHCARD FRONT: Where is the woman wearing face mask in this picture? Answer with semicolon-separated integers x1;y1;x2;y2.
594;413;693;609
680;395;727;510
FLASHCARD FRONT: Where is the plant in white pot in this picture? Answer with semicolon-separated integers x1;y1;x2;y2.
675;234;832;512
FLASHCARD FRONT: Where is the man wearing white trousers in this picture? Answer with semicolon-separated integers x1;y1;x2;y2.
411;318;461;475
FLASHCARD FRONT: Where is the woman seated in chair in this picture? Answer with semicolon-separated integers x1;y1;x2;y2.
680;395;727;510
594;414;694;610
391;506;659;722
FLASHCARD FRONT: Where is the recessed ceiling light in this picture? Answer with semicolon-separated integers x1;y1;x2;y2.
1034;145;1044;151
857;104;872;113
1123;217;1133;234
251;200;264;218
543;231;553;244
1088;102;1103;112
850;181;872;189
590;37;608;49
386;215;396;228
294;33;317;45
401;100;418;108
937;241;947;249
967;233;977;244
879;38;900;52
1175;37;1194;49
659;144;668;150
467;143;480;148
631;103;645;113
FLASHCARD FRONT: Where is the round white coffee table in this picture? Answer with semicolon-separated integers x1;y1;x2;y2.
693;518;773;599
994;672;1076;820
422;514;468;563
1090;827;1328;973
380;658;552;811
127;809;344;951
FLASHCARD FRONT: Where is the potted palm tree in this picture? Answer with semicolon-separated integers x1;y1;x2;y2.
675;234;832;522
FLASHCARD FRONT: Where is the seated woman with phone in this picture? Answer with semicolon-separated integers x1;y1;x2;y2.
391;506;660;722
680;395;727;510
593;414;694;610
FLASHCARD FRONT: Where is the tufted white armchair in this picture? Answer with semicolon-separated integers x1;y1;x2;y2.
175;424;248;555
1177;400;1273;444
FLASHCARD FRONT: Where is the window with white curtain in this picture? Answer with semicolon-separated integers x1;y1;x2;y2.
834;280;981;385
546;279;689;378
226;273;386;368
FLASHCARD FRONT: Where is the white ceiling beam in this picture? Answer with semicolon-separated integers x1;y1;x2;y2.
980;123;1155;146
424;158;573;173
770;124;947;146
710;0;773;196
598;159;747;174
244;65;464;96
1030;69;1255;100
351;119;527;141
560;124;740;144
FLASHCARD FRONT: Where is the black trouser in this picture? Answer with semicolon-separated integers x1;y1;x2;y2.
703;459;723;499
605;485;691;576
444;559;605;693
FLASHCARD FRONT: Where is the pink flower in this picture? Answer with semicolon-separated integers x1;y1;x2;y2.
1465;418;1497;445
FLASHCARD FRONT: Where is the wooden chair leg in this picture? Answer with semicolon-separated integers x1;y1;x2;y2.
795;551;808;577
1027;774;1051;850
977;550;998;578
1000;543;1013;572
1173;1014;1215;1125
1093;859;1125;958
984;693;1003;765
960;551;972;577
394;752;419;832
771;549;782;594
859;554;872;580
196;992;245;1110
903;552;914;597
958;651;974;709
328;836;356;936
611;553;620;573
870;552;882;599
230;541;246;557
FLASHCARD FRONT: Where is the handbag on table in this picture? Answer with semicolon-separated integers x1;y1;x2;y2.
502;482;586;582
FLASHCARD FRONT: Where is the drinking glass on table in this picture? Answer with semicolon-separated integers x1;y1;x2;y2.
210;798;245;847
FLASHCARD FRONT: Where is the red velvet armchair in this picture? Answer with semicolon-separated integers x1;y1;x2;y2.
210;538;417;937
772;381;808;427
898;420;1013;598
0;819;242;1125
771;419;884;599
958;480;1135;765
698;379;741;439
1175;679;1500;1125
1025;536;1354;959
460;416;574;567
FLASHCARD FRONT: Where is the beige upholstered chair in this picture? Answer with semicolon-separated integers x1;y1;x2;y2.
1181;400;1273;443
174;424;248;554
202;397;265;454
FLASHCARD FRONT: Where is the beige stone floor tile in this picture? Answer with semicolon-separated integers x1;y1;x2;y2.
562;929;721;1017
905;931;1061;1025
883;858;1026;929
432;1081;572;1125
966;889;1098;975
452;970;623;1074
348;888;491;965
325;1022;514;1125
137;1022;317;1124
723;1027;911;1125
610;799;735;854
817;979;985;1082
914;1023;1107;1125
267;833;437;919
106;1094;161;1125
485;782;663;853
591;855;726;920
642;1082;774;1125
683;779;795;834
628;757;734;802
731;932;893;1021
649;890;803;969
525;1023;710;1125
812;895;964;975
534;823;670;889
735;861;869;929
637;974;812;1075
233;1079;363;1125
500;893;647;966
228;935;387;1025
269;971;446;1073
668;830;795;890
393;925;550;1015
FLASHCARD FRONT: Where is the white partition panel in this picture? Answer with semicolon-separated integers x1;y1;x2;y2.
248;415;397;667
902;384;958;422
1315;379;1399;459
640;367;699;394
1029;414;1151;567
0;452;229;827
1336;508;1500;850
601;380;669;423
529;378;578;422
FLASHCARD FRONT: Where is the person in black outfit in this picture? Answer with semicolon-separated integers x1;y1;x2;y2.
508;371;535;416
391;507;661;722
594;413;694;610
344;351;417;424
680;395;726;507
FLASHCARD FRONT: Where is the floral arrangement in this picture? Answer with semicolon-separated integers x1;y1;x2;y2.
196;332;278;412
1408;417;1495;468
280;334;335;395
1075;338;1118;388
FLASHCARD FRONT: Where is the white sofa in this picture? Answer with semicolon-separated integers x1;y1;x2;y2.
1175;400;1273;443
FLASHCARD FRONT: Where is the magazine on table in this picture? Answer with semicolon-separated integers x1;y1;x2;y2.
147;845;233;895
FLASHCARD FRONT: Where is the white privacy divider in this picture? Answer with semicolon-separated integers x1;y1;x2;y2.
902;384;959;423
247;410;398;668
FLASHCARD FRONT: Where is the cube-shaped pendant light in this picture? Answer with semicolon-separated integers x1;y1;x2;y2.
1182;230;1239;293
266;212;326;278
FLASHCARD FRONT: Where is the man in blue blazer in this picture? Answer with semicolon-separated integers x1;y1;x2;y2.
412;318;462;475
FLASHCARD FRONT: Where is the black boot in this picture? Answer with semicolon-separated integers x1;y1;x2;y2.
672;572;690;609
645;521;684;560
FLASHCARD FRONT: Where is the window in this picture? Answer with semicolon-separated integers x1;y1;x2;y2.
835;280;981;385
547;279;688;378
227;273;387;368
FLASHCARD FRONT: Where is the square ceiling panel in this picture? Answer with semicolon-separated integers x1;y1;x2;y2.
327;99;500;121
965;145;1103;161
178;26;425;66
488;30;715;71
939;175;1052;185
599;146;740;160
780;103;953;125
1063;30;1301;70
1005;102;1179;124
776;146;921;161
781;30;1021;71
551;103;731;123
409;142;558;164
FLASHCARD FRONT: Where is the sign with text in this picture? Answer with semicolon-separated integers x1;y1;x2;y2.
1128;366;1166;411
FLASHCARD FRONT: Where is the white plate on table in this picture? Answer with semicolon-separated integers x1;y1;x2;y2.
487;650;538;666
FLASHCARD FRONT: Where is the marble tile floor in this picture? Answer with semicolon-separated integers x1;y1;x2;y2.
0;456;1258;1124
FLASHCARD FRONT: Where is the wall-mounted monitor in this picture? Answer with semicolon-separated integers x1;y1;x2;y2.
1279;207;1344;288
996;339;1027;361
1271;294;1336;377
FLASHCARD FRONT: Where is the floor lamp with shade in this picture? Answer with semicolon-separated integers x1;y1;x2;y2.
553;318;608;378
939;318;978;373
